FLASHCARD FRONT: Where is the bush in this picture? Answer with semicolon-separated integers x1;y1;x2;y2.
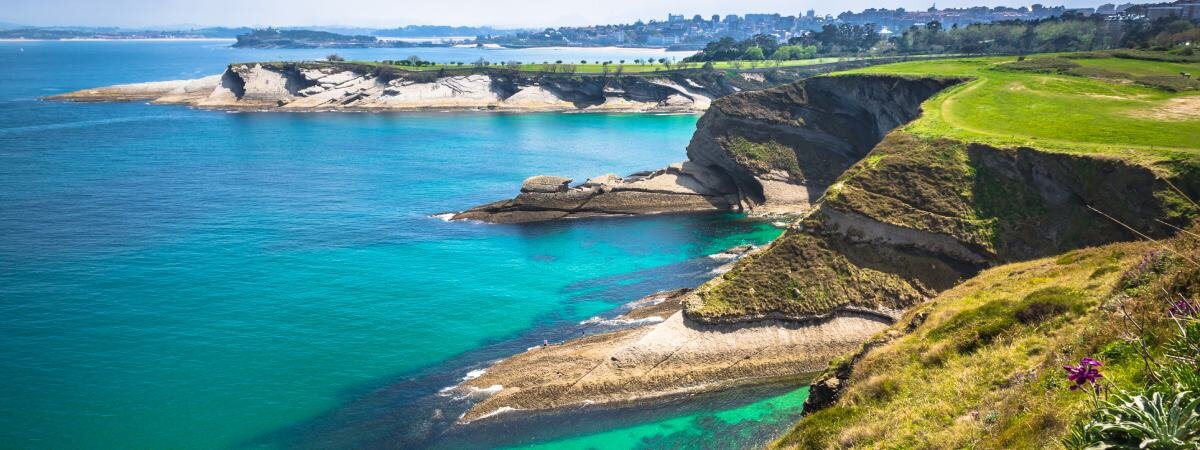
930;287;1085;352
325;53;344;62
996;57;1080;73
1134;75;1200;92
1015;287;1083;325
1078;391;1200;448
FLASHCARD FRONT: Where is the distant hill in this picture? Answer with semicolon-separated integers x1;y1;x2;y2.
0;26;250;39
370;25;522;38
232;28;379;48
232;28;463;48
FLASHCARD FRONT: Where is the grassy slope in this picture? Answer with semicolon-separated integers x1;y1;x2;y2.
839;55;1200;165
773;228;1199;449
764;54;1200;448
688;53;1200;323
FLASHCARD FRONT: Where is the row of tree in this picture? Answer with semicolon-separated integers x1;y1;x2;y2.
893;16;1198;54
684;35;820;62
685;15;1199;62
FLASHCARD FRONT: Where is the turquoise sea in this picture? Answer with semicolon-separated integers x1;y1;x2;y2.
0;40;808;449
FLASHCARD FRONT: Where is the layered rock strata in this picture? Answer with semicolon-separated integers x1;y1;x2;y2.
51;63;737;112
456;75;966;222
450;162;741;223
454;288;896;423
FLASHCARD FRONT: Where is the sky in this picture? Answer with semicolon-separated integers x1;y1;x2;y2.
4;0;1113;28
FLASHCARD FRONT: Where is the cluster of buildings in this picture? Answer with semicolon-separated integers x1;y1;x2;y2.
480;3;1184;49
481;12;840;48
1147;3;1200;19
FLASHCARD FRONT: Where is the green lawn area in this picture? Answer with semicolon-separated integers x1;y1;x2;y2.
838;54;1200;163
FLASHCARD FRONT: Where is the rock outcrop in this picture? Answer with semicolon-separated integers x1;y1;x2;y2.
453;288;896;423
450;162;740;223
456;74;966;223
49;62;773;113
49;57;949;114
683;75;968;214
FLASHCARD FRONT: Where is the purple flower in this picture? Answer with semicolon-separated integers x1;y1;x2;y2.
1064;357;1103;392
1169;299;1198;318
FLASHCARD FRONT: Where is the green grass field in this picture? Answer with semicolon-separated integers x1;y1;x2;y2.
838;54;1200;163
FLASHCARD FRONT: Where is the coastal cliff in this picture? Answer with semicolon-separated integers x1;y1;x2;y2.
48;58;937;114
51;63;718;112
454;74;965;223
450;56;1200;427
49;62;808;113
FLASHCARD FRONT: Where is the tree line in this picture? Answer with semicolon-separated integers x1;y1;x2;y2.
685;14;1200;62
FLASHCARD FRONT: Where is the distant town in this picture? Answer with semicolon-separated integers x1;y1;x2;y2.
480;3;1138;49
3;1;1198;49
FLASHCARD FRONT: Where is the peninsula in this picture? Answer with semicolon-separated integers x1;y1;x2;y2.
47;57;923;113
445;50;1200;449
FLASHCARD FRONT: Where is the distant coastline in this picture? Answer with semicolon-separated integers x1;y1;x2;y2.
0;37;236;42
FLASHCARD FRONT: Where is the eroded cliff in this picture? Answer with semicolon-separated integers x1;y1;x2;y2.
684;130;1199;324
455;74;966;222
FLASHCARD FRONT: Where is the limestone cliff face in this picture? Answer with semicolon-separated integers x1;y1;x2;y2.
51;62;797;113
684;75;967;214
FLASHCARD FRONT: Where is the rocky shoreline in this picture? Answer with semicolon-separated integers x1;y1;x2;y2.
449;162;747;223
47;63;735;113
448;280;898;424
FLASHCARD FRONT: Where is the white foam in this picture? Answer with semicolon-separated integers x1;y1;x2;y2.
469;384;504;396
623;293;670;309
580;316;665;327
474;406;518;420
431;213;456;222
462;369;486;381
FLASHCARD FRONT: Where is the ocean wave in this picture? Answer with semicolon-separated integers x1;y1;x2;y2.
623;293;671;309
462;369;486;381
710;267;733;275
706;245;757;263
469;384;503;396
431;213;456;222
439;383;505;401
474;406;519;420
580;315;665;327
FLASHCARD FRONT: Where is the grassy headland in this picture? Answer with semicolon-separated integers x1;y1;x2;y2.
774;226;1200;449
687;51;1200;327
839;52;1200;163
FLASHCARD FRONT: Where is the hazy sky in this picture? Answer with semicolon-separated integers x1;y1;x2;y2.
5;0;1110;28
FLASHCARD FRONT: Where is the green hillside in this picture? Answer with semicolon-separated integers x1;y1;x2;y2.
841;52;1200;163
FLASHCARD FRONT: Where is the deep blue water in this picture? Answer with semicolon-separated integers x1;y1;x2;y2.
0;41;802;449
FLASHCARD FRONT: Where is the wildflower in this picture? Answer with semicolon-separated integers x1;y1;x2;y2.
1168;299;1198;318
1064;357;1103;392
